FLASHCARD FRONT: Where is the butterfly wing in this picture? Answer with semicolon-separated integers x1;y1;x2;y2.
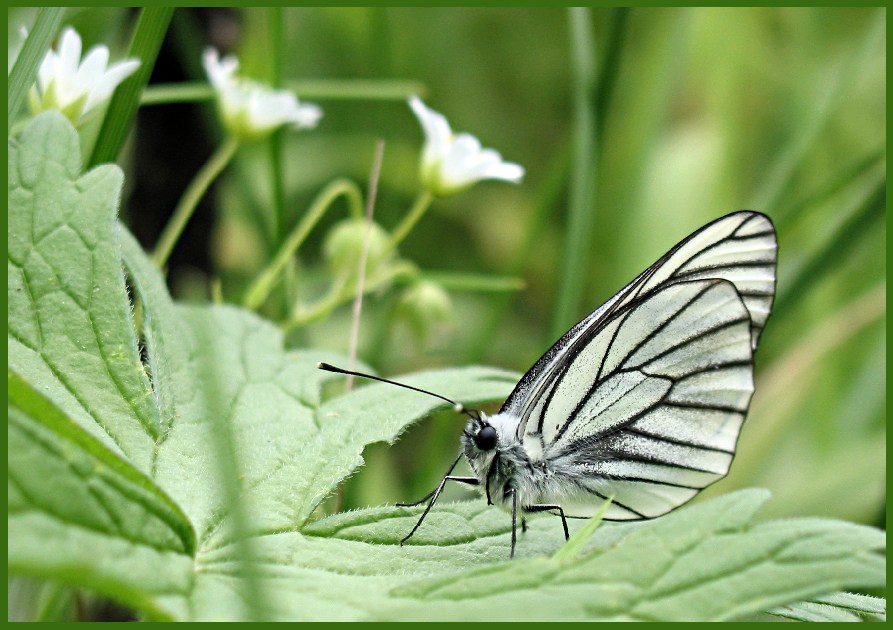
503;211;777;519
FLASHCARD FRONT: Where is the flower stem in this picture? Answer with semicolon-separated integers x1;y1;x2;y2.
388;191;434;250
286;275;351;330
550;7;597;340
284;260;416;331
243;178;364;310
152;135;240;268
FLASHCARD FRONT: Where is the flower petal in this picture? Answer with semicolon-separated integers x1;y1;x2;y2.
296;100;324;127
249;90;296;130
410;96;452;169
479;160;525;182
202;48;238;91
28;26;139;123
203;48;322;139
408;98;524;196
87;58;140;110
57;28;82;79
37;49;56;91
76;45;109;87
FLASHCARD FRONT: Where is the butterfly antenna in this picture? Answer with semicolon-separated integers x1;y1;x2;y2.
317;362;480;421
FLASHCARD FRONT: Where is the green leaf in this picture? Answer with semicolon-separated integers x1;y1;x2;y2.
767;591;886;622
8;370;194;621
7;112;885;621
367;490;884;622
551;496;612;562
9;111;161;468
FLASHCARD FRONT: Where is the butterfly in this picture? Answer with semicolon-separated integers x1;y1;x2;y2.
320;210;777;558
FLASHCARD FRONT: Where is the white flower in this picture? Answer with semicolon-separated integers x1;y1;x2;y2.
409;96;524;197
203;48;322;140
28;27;140;126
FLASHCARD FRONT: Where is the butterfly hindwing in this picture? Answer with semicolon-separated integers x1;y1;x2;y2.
540;279;753;519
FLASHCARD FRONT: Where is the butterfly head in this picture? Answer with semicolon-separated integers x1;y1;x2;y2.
463;415;499;452
461;415;502;492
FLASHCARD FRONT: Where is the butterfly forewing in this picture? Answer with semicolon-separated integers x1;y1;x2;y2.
502;211;776;522
500;212;776;433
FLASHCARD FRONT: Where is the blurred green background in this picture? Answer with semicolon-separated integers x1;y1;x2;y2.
10;7;885;530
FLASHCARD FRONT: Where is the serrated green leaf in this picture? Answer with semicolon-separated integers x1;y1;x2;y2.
8;370;194;621
9;111;160;468
767;591;886;622
7;112;885;622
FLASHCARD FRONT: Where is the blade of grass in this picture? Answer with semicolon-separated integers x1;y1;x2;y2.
422;271;525;293
7;7;65;134
749;9;885;216
773;145;885;234
553;497;612;562
88;7;174;167
549;7;598;341
268;7;287;246
192;322;270;622
731;281;886;487
594;7;630;141
467;9;627;364
140;79;429;106
772;174;884;324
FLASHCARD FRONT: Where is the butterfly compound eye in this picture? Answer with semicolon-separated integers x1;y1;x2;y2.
474;425;498;451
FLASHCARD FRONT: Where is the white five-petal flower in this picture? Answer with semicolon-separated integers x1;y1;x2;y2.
29;27;140;126
203;48;322;141
409;96;524;197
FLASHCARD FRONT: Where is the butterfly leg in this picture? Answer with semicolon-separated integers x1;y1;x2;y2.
396;454;462;507
399;472;478;546
524;504;570;541
508;488;518;559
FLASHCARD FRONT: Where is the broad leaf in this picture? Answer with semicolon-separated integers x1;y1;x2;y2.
7;112;886;622
767;591;886;622
7;371;193;621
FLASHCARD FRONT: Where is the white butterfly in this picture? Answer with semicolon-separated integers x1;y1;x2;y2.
320;210;777;557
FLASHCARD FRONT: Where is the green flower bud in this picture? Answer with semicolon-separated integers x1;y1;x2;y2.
323;218;393;279
396;280;454;344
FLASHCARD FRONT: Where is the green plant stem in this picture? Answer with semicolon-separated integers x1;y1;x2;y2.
243;179;365;310
749;9;885;215
151;135;240;268
7;7;64;134
140;79;427;106
388;191;434;250
288;276;351;330
771;176;884;324
594;7;630;140
550;7;597;340
285;261;416;331
268;7;287;247
88;7;174;167
423;271;525;293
